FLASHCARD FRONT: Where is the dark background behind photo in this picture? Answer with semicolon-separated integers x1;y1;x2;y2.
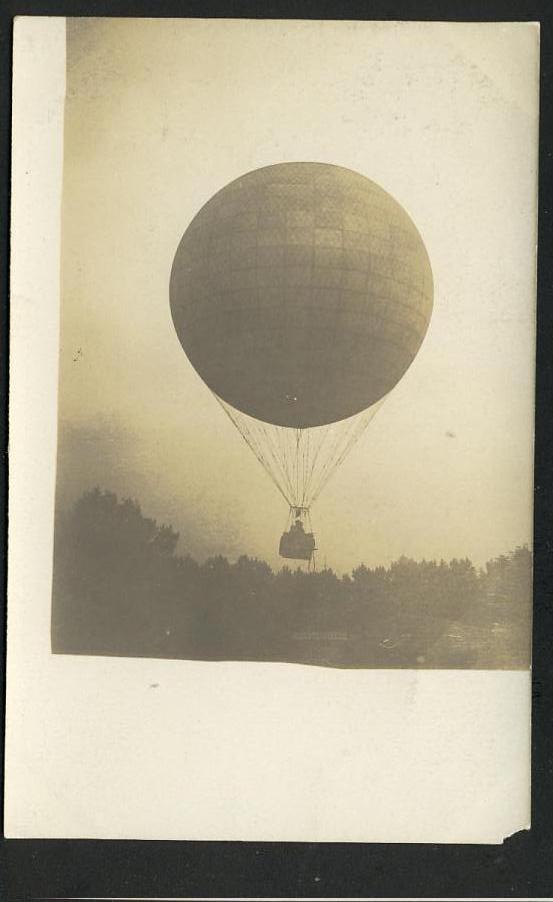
2;1;553;900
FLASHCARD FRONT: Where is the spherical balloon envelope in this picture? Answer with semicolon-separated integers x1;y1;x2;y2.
170;163;433;518
170;162;433;430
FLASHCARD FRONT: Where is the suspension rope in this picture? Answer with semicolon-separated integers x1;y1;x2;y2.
215;393;385;513
301;429;310;508
309;415;362;503
259;422;296;502
215;396;292;506
310;401;384;505
302;422;333;503
295;429;302;506
273;426;296;504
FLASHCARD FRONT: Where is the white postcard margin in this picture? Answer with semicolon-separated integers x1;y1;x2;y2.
5;17;531;843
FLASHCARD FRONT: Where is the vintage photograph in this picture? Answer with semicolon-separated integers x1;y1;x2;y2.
51;18;536;671
6;15;539;847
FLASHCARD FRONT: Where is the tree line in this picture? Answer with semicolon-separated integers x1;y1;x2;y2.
51;488;532;668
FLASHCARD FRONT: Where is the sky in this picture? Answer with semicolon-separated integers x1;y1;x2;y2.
56;18;538;573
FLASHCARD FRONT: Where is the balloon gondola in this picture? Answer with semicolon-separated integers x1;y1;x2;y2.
279;507;316;567
170;163;433;564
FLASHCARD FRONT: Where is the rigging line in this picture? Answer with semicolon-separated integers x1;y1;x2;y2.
309;415;365;505
275;426;295;500
286;427;303;508
321;422;370;491
272;426;294;492
296;433;303;509
321;402;378;481
331;415;363;467
301;429;310;508
247;420;298;508
285;427;301;508
259;422;298;504
305;430;311;506
250;420;289;500
276;426;292;482
298;460;302;509
306;427;320;505
245;424;282;487
236;416;292;505
295;429;302;507
312;416;368;497
215;397;292;506
307;507;315;545
308;419;355;502
302;422;332;503
311;405;381;505
252;420;292;502
267;424;299;504
302;432;311;505
313;423;339;473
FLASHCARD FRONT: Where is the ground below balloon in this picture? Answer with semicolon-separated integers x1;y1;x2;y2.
51;488;531;670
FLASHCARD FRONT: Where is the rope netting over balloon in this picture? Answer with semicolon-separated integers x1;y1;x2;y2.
215;394;385;511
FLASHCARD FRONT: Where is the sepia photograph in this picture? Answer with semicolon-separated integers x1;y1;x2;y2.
51;18;536;672
5;17;538;844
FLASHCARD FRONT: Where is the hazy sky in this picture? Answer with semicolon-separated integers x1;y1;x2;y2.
57;18;537;573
